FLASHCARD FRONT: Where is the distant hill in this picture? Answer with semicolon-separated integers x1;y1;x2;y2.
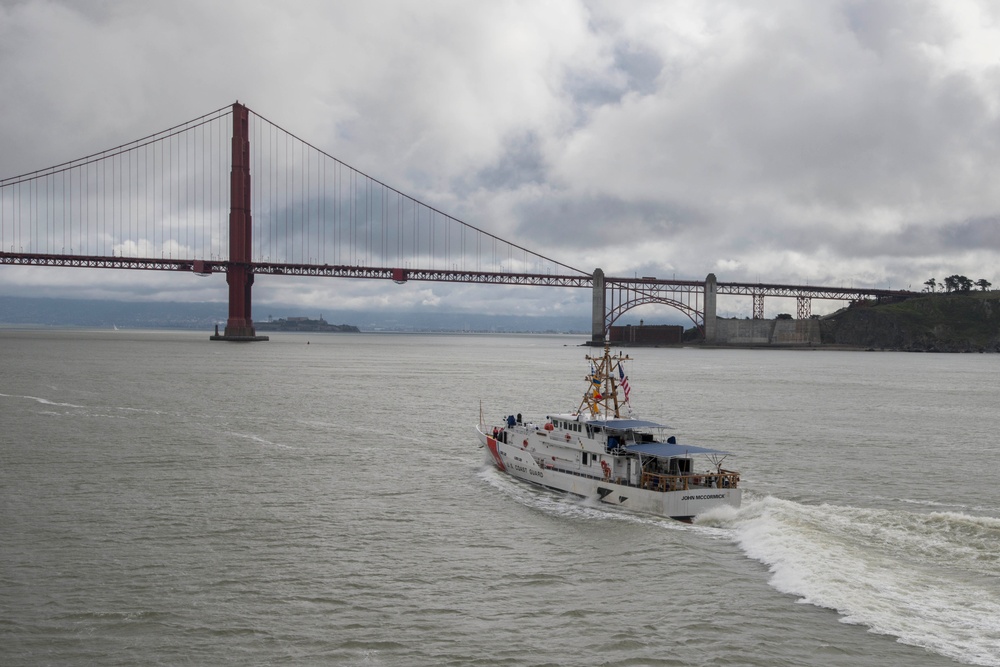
819;292;1000;352
0;296;226;329
0;296;594;334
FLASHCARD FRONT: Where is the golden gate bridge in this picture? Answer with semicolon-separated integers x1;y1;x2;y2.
0;102;914;343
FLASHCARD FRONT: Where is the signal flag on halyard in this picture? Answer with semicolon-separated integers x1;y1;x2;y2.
590;367;603;400
618;363;631;402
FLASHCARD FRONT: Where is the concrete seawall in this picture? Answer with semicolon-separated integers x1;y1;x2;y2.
712;318;820;346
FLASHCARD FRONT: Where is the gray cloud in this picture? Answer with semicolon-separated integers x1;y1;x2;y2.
2;0;999;320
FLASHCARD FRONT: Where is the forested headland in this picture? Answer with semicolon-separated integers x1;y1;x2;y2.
820;291;1000;352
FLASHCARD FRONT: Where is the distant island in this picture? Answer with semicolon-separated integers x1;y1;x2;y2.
255;315;359;333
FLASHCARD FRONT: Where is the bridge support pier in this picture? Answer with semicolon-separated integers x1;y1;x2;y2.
212;102;267;342
591;268;606;346
704;273;717;342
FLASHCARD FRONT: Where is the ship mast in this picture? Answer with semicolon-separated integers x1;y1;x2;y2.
578;344;630;419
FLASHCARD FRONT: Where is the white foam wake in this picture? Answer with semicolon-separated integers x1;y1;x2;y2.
723;496;1000;666
0;392;86;409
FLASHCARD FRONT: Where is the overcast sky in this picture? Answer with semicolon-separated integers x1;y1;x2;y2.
2;0;999;321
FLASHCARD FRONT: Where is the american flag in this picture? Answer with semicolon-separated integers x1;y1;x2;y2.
618;363;631;402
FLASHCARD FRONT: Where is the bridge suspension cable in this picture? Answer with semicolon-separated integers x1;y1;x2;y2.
1;105;233;262
245;109;585;277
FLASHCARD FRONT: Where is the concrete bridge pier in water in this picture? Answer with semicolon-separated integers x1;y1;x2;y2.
704;272;718;343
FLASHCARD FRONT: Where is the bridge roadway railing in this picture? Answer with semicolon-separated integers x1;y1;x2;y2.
716;281;915;320
716;281;914;301
250;263;593;287
0;253;916;301
0;252;595;286
0;252;202;273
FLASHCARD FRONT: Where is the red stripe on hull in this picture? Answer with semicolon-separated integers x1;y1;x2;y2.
486;437;506;471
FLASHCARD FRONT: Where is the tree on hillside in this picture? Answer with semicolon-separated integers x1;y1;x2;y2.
976;278;992;291
944;275;973;293
923;278;937;292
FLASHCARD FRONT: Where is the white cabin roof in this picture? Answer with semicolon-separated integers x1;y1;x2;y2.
624;442;734;458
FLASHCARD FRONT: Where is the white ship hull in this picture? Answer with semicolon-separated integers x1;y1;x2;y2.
478;424;741;522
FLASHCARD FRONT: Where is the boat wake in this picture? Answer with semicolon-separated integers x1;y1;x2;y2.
477;465;1000;665
0;392;87;409
706;495;1000;667
0;391;206;421
223;430;299;450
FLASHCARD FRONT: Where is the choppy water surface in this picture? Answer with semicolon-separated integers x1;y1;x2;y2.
2;330;998;666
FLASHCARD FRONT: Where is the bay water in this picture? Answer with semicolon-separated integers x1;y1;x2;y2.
2;330;998;666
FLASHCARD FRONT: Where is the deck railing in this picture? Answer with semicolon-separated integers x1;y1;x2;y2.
640;470;739;492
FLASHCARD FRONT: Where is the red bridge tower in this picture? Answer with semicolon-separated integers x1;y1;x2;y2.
211;102;268;342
